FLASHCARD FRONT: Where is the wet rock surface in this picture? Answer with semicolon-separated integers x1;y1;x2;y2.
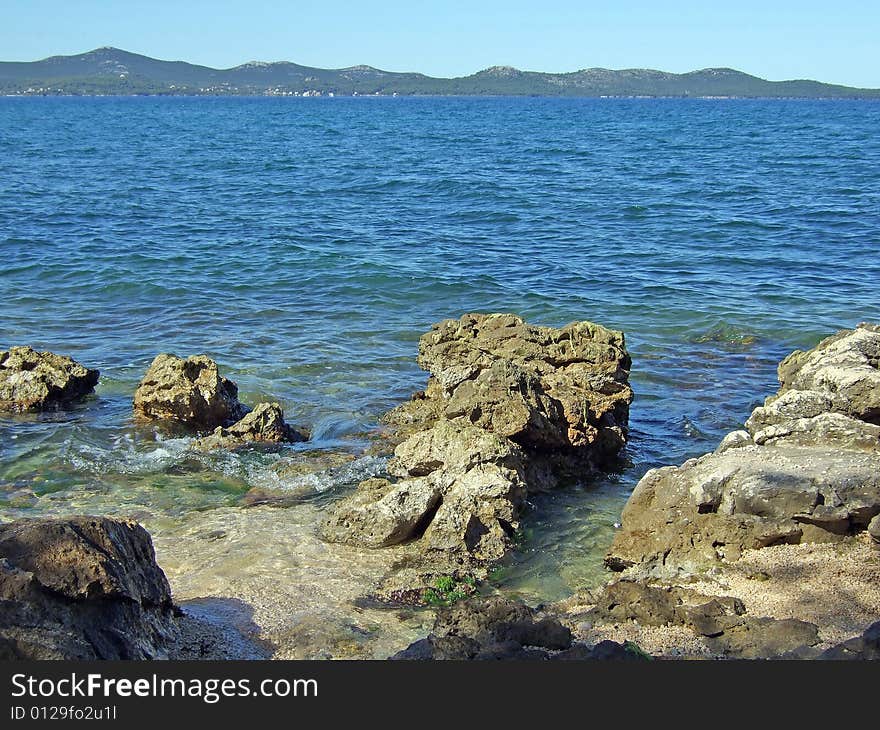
0;346;99;412
192;402;308;450
607;324;880;574
0;516;178;660
133;354;307;448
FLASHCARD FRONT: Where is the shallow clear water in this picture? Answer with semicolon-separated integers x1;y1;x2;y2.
2;96;879;612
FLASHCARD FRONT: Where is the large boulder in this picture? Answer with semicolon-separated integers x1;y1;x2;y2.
0;516;178;660
607;323;880;574
0;346;99;412
133;353;246;429
384;313;632;467
325;314;631;597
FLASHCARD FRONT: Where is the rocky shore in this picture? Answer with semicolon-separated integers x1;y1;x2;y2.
1;319;878;660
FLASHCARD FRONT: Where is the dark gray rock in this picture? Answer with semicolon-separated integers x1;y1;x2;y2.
0;516;179;660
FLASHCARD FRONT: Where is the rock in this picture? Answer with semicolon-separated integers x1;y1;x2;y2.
868;515;880;543
607;445;880;572
554;640;652;661
133;353;246;429
387;417;526;479
192;402;308;450
320;477;442;548
751;412;880;452
0;346;99;412
715;430;753;453
0;516;178;660
775;324;880;424
391;595;573;660
608;324;880;574
818;620;880;660
587;580;745;630
385;312;632;467
705;617;820;659
327;314;631;595
323;419;527;564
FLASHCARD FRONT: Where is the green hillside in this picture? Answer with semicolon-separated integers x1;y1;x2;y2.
1;47;877;98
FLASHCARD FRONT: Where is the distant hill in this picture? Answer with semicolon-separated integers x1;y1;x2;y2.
1;47;877;98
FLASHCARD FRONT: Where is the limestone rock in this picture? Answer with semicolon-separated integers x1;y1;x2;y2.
385;312;632;466
320;477;442;548
609;323;880;574
775;323;880;424
323;420;527;561
133;353;246;429
0;346;99;412
607;445;880;572
0;516;178;660
192;402;308;450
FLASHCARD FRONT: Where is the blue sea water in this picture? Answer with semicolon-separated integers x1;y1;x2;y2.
1;96;879;600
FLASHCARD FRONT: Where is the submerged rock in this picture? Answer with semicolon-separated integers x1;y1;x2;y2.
133;353;246;429
0;516;178;660
0;346;99;412
192;402;308;450
607;323;880;574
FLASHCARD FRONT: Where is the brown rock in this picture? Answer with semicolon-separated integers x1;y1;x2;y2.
133;353;246;429
0;346;99;412
192;402;308;450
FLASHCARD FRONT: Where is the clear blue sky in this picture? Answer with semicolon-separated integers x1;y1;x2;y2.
4;0;879;87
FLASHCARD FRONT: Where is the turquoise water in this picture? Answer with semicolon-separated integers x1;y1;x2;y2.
2;96;879;601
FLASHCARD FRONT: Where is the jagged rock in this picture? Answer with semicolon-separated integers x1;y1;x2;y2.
320;477;442;547
133;353;246;429
192;402;308;450
384;312;632;466
775;323;880;424
608;324;880;574
322;419;527;563
0;346;99;412
327;314;631;596
0;516;178;660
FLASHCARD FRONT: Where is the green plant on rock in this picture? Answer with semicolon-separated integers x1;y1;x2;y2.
422;576;473;607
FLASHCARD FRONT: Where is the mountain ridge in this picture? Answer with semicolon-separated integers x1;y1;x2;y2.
1;47;877;98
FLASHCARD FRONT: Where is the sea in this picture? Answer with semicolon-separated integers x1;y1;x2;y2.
1;96;878;653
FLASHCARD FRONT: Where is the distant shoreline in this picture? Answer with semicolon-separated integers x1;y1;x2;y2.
3;47;877;100
4;93;880;101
